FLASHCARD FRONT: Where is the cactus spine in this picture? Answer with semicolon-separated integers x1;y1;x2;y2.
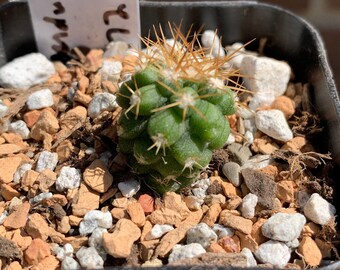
117;25;241;194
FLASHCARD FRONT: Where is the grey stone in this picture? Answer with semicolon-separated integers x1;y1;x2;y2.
241;168;277;209
227;143;252;165
222;162;241;187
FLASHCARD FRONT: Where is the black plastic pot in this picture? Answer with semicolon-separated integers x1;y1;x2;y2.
0;1;339;269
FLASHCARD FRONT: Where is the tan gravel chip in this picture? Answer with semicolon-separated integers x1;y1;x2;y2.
24;238;51;265
25;213;50;240
127;202;146;227
72;183;100;217
3;202;30;229
0;144;23;156
103;218;141;258
0;156;22;184
219;210;253;235
83;159;113;193
298;236;322;267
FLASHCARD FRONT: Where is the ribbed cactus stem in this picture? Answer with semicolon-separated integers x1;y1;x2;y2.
116;25;242;194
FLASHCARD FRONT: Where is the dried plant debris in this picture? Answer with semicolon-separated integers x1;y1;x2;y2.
0;25;338;269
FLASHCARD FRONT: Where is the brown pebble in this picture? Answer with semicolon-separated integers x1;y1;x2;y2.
127;202;146;227
83;159;113;193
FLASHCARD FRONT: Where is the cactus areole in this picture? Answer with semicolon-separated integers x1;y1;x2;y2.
117;26;242;194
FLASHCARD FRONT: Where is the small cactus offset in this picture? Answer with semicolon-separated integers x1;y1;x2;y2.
117;25;242;194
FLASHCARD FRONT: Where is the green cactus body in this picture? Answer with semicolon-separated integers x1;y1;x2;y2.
116;26;240;194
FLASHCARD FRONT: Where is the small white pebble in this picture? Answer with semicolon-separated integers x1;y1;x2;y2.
191;178;210;199
303;193;336;225
88;93;118;119
145;224;174;240
249;92;276;111
141;258;163;267
254;240;291;268
85;147;96;155
201;30;225;57
35;151;58;172
0;211;8;225
89;227;108;260
76;247;104;269
226;42;246;68
262;213;306;242
226;133;235;145
0;53;55;90
0;100;8;118
244;130;254;145
186;223;217;248
212;224;234;239
61;256;81;270
241;193;258;219
117;179;140;197
63;243;74;256
241;248;257;267
29;192;52;204
100;60;122;82
168;243;206;263
26;89;54;110
8;120;30;139
255;109;293;142
79;210;112;236
13;163;32;184
56;166;82;192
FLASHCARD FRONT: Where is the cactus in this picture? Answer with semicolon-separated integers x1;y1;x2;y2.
117;25;241;194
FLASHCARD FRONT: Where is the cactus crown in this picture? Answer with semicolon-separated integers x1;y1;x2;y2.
117;24;243;194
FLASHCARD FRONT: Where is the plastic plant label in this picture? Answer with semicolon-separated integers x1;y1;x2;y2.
28;0;140;58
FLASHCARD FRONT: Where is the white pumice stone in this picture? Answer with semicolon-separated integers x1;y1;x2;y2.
191;178;210;199
201;30;225;57
303;193;336;225
248;92;276;111
168;243;206;263
241;248;257;267
241;193;258;219
186;223;218;248
79;210;112;236
13;163;32;184
8;120;30;139
145;224;174;240
88;93;118;119
26;89;54;110
63;243;74;256
0;53;55;90
0;100;8;118
254;240;291;268
35;151;58;172
89;227;108;260
255;109;293;142
262;213;306;242
117;179;141;197
29;192;53;204
61;256;81;270
100;60;123;82
76;246;104;269
55;166;82;192
53;243;74;261
212;224;234;239
241;55;291;98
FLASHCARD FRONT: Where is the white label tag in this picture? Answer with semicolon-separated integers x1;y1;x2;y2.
28;0;140;57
